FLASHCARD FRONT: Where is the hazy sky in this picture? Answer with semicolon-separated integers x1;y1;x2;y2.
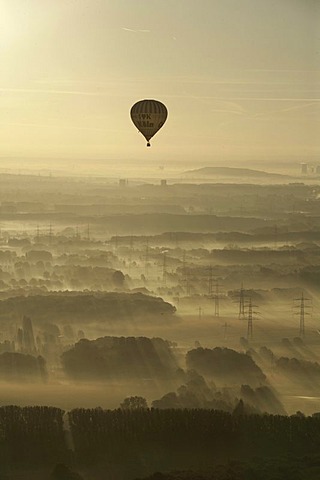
0;0;319;170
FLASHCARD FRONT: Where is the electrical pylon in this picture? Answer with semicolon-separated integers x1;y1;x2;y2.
245;298;259;340
247;298;253;339
300;292;305;336
208;265;213;296
239;283;245;320
293;292;312;337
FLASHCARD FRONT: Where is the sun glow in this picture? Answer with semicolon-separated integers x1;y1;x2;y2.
0;4;26;50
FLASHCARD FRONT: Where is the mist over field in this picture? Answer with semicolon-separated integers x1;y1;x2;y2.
1;168;320;416
1;160;320;480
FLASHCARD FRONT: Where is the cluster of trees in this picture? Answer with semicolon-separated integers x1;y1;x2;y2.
239;385;286;415
152;371;234;411
0;352;47;382
0;235;130;290
275;356;320;381
247;340;320;394
62;336;178;380
0;292;176;325
151;371;285;415
186;347;266;386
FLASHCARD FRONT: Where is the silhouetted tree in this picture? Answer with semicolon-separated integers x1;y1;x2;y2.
120;396;148;410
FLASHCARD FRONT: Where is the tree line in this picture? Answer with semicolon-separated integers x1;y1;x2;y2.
69;408;320;471
0;406;320;475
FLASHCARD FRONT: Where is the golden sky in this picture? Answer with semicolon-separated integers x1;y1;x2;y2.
0;0;319;169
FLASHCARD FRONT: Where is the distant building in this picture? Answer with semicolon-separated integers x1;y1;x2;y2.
301;163;308;175
161;179;167;187
316;165;320;174
119;179;128;187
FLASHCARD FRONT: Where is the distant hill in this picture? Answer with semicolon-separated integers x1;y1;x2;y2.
184;166;292;179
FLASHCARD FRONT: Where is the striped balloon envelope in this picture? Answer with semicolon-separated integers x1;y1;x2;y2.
130;99;168;147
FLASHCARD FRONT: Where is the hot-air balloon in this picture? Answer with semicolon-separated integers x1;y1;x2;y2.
130;99;168;147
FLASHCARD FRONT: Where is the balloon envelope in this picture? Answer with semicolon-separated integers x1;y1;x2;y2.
130;99;168;146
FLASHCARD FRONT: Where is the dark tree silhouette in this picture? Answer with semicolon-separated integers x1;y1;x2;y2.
120;396;148;410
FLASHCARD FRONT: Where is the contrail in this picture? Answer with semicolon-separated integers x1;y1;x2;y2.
223;97;320;102
162;94;320;102
0;87;104;96
122;27;150;33
252;102;319;119
0;122;113;132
